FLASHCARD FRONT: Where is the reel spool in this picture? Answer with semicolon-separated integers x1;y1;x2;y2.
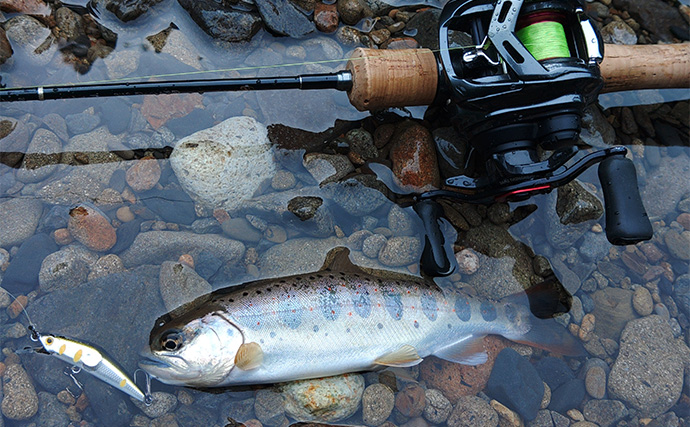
416;0;652;276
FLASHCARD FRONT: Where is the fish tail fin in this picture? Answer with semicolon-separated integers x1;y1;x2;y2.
514;317;586;357
502;277;584;357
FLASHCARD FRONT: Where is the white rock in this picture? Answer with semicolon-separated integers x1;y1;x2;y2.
170;116;276;210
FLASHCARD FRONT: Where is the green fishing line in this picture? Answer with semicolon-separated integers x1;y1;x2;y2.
516;21;570;61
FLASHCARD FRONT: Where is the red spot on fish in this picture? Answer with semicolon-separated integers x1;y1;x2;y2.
374;288;378;292
331;310;335;315
411;306;415;309
377;303;381;307
309;307;313;311
292;309;296;313
348;312;352;316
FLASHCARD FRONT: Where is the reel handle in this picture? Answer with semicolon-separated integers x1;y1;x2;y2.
413;200;454;277
600;43;690;93
598;155;653;245
346;48;438;111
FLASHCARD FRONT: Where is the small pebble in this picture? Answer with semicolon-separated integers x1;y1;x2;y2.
271;170;296;190
578;314;595;342
52;228;73;245
395;384;426;418
134;391;177;418
264;225;287;243
176;390;194;405
1;364;39;420
213;209;230;224
567;409;585;421
126;155;161;192
8;296;28;319
363;234;387;258
362;383;395;426
57;390;76;406
178;254;195;269
490;400;522;427
116;206;135;222
540;383;551;409
584;366;607;399
422;389;451;424
455;248;479;275
68;204;117;252
632;286;653;316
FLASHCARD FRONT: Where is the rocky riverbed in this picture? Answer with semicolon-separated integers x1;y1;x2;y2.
0;0;688;426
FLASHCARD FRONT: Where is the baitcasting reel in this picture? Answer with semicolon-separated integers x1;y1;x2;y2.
416;0;653;276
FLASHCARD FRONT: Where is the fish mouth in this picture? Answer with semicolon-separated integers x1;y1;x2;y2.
138;356;171;369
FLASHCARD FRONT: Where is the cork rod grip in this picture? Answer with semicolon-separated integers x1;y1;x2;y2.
346;48;438;111
601;43;690;93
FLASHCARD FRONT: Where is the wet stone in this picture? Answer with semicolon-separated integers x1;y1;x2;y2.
16;128;62;183
548;379;585;414
422;388;451;424
325;175;389;217
0;198;43;248
140;188;196;225
255;0;315;37
395;384;425;418
591;287;635;341
126;156;161;192
388;205;415;237
362;234;387;258
447;396;498;427
159;261;212;311
314;2;339;33
38;246;91;293
527;410;553;427
584;365;607;399
674;274;690;318
632;286;654;316
254;389;287;427
361;383;394;426
600;20;637;44
582;399;628;427
346;128;378;165
455;248;479;275
664;230;690;260
1;364;38;420
535;357;574;391
135;391;178;418
65;111;101;136
271;170;296;191
303;153;354;185
282;374;364;422
378;236;421;267
389;122;440;192
68;203;117;252
1;233;58;294
487;348;544;421
36;391;70;426
222;218;263;243
337;0;363;25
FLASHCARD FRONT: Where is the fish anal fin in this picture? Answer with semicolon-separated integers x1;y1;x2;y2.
234;342;263;370
433;335;488;366
320;247;366;275
374;345;423;368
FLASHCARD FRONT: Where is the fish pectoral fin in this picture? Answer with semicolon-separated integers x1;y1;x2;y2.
433;335;488;366
374;345;423;368
234;342;263;370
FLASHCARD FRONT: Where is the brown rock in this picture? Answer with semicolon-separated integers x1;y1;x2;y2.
126;156;161;192
178;254;194;269
68;204;117;252
395;384;426;418
678;213;690;230
314;2;339;33
382;37;420;49
579;313;596;342
0;0;50;14
389;121;440;192
419;336;508;402
0;28;12;65
8;296;28;319
52;228;73;245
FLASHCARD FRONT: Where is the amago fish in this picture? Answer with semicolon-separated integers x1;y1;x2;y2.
140;248;582;386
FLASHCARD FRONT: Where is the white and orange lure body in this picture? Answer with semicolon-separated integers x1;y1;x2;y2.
38;334;145;402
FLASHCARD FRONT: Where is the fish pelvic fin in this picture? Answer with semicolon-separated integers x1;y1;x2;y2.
234;342;264;370
515;317;586;357
374;345;423;368
433;335;488;365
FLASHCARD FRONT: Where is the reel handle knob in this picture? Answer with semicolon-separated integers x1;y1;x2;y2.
414;200;454;277
346;48;438;111
598;155;653;245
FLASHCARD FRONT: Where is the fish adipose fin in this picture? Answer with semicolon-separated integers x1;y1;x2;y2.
234;342;264;370
374;345;423;367
433;335;488;365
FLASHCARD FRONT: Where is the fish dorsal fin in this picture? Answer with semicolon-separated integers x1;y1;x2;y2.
374;345;423;368
320;247;365;274
433;335;488;366
234;342;263;370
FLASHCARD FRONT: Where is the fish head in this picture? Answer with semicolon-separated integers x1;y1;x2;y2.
140;311;243;387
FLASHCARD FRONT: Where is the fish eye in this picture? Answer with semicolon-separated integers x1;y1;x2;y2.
160;330;183;351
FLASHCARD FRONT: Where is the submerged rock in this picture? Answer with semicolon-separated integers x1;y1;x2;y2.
0;198;43;248
1;364;38;420
362;383;395;426
1;233;58;294
256;0;315;38
389;121;441;193
178;0;261;42
280;373;364;422
607;315;690;418
170;116;277;211
159;261;212;311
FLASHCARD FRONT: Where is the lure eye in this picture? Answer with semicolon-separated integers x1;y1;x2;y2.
46;337;54;345
160;331;183;351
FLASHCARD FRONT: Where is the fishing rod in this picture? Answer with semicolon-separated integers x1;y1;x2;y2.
2;0;689;277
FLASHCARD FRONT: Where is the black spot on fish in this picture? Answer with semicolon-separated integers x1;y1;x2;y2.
313;325;319;333
329;275;335;279
346;328;351;333
260;339;264;344
455;295;471;322
505;303;518;324
295;277;302;281
377;323;383;329
270;332;276;338
383;287;403;321
229;298;235;303
309;276;315;280
256;290;262;295
280;280;286;283
243;292;249;297
448;323;452;329
278;295;302;329
319;286;339;320
480;301;497;322
266;288;272;292
352;289;371;319
414;321;419;328
421;291;438;322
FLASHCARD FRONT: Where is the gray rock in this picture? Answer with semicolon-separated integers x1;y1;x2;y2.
95;0;163;22
16;128;62;183
447;396;498;427
281;374;364;422
220;398;255;424
422;389;452;424
178;0;261;42
170;116;276;211
119;231;245;269
600;20;637;45
38;246;94;293
583;399;627;427
337;0;364;25
578;232;610;262
55;7;85;42
159;261;212;311
378;236;421;267
255;0;315;37
406;8;441;50
545;186;596;250
324;175;389;217
584;366;607;399
134;391;178;418
1;364;38;420
258;236;345;277
362;383;395;426
3;15;55;65
255;389;287;427
632;286;654;316
592;288;635;341
664;230;690;260
221;218;264;243
612;0;687;42
674;274;690;318
0;198;43;248
555;181;603;225
642;154;690;218
65;111;101;135
303;153;354;185
0;116;30;157
388;205;415;236
35;168;106;206
362;234;387;259
526;410;553;427
346;128;378;164
36;391;70;427
272;170;296;191
608;315;690;418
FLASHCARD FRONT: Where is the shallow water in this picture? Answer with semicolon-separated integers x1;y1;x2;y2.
0;0;689;426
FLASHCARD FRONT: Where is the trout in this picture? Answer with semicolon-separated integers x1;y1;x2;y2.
140;248;582;386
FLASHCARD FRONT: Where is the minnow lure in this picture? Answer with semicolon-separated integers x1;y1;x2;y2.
23;326;148;403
